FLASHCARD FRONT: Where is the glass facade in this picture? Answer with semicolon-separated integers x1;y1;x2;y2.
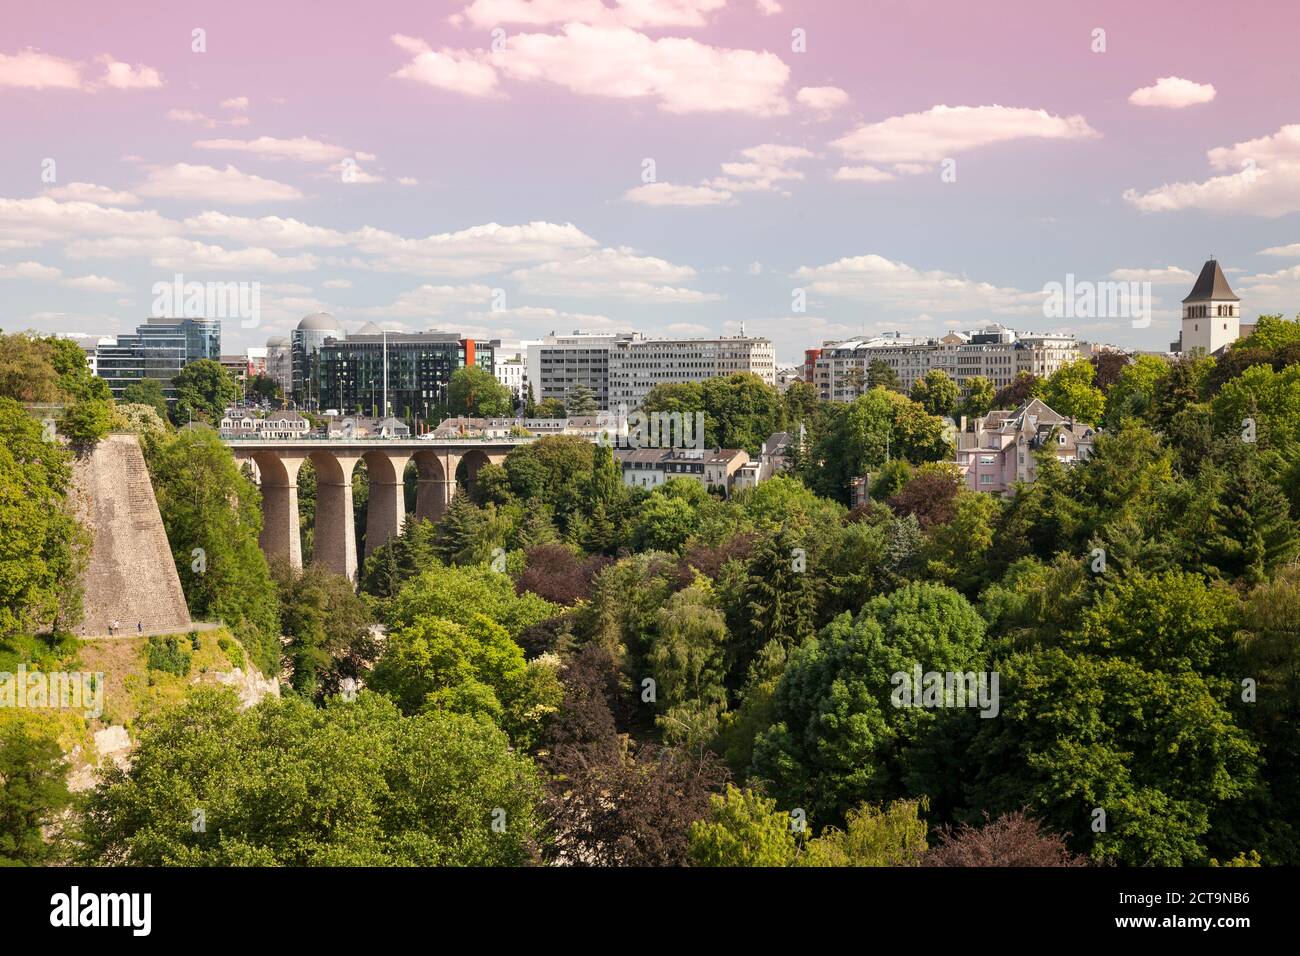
96;317;221;401
317;333;494;421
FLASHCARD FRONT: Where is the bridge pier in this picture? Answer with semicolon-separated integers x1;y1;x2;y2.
229;439;526;583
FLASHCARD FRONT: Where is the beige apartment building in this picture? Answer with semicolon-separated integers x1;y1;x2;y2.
808;325;1078;401
608;335;777;409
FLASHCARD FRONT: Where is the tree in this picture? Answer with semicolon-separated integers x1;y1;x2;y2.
387;562;558;640
887;466;962;530
0;399;88;636
149;427;281;673
1040;359;1105;423
58;397;116;449
1104;354;1169;428
564;383;599;416
369;612;561;748
688;785;800;866
0;332;64;403
632;488;698;553
922;811;1086;866
801;798;929;867
910;370;959;418
753;583;987;823
647;575;729;745
171;359;239;425
726;526;819;680
45;336;110;402
965;650;1258;866
868;359;900;392
1238;313;1300;352
959;376;996;420
0;718;73;865
273;562;378;701
447;365;513;418
80;689;544;866
247;373;282;402
121;378;169;419
992;372;1038;410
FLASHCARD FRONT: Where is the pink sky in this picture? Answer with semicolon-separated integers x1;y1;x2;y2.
2;0;1299;361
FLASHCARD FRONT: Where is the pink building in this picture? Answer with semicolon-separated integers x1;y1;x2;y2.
956;398;1096;495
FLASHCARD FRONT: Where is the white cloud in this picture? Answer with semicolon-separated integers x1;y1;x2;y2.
96;57;163;90
511;246;719;301
193;136;357;163
62;274;128;292
794;253;1044;314
0;196;178;242
322;278;353;289
182;211;350;248
0;48;163;91
365;283;497;316
1260;242;1300;257
136;163;305;204
833;165;895;182
65;235;319;273
832;104;1099;166
624;182;732;206
1128;76;1216;109
0;261;62;280
43;182;139;206
1123;123;1300;216
392;24;790;116
349;220;599;277
398;177;419;186
796;86;849;114
221;96;249;111
1107;266;1195;284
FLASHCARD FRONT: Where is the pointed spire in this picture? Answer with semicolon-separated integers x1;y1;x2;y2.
1182;259;1239;303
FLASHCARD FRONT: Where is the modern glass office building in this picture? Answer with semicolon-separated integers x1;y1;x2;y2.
316;331;494;422
95;317;221;401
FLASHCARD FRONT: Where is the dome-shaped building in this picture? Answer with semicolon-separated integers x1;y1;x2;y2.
291;313;342;405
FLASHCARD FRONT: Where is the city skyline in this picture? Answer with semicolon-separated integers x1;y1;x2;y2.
3;0;1300;364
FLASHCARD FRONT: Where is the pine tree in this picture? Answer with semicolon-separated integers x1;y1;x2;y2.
435;491;490;565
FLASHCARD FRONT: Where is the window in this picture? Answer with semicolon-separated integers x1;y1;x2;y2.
979;473;993;485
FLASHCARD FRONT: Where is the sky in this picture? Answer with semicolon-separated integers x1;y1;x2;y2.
2;0;1300;365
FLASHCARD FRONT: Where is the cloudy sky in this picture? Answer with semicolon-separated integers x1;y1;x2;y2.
2;0;1299;363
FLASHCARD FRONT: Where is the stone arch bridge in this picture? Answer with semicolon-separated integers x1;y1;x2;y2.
227;438;532;580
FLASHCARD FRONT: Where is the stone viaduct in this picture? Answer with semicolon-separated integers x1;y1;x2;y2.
226;438;528;581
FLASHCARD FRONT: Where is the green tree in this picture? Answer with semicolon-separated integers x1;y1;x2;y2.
868;359;900;391
274;562;378;700
647;575;729;744
0;399;87;635
563;383;599;416
800;798;929;866
121;378;170;419
1104;355;1169;428
753;583;986;823
80;689;543;866
910;369;959;418
171;359;239;426
0;717;73;865
1238;313;1300;352
688;785;800;866
387;562;558;640
1040;359;1105;423
958;376;996;420
447;365;513;418
149;427;281;673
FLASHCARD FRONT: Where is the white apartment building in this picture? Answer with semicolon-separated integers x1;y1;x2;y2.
608;335;777;409
490;338;541;403
809;325;1078;401
526;331;638;411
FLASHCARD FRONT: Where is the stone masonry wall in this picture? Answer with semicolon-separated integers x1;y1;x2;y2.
69;434;192;636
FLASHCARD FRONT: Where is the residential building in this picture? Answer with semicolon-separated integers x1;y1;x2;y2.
489;338;542;403
809;326;1078;400
614;446;751;496
527;331;638;411
955;397;1097;496
607;335;777;409
219;410;311;440
316;329;493;422
95;317;221;402
732;431;793;492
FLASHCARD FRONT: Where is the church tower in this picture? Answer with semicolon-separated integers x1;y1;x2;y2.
1179;259;1240;355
